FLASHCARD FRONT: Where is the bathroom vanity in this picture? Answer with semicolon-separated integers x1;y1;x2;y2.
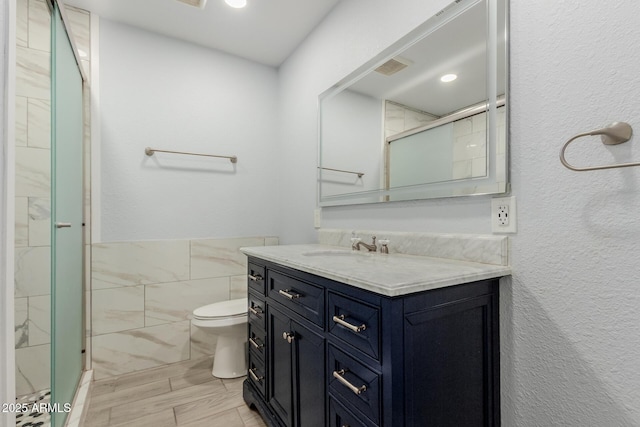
241;237;510;427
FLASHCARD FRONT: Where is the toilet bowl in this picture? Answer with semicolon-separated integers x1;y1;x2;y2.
192;298;248;379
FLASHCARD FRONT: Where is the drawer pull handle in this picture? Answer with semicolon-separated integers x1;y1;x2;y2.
249;337;264;349
248;274;263;282
332;315;366;333
249;306;263;316
282;332;295;343
278;289;301;299
249;368;264;382
333;369;367;395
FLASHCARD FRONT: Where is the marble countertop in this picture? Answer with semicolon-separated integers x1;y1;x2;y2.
241;244;511;297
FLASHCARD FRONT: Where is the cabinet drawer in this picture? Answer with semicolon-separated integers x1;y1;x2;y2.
248;262;266;295
267;270;324;326
248;292;266;331
328;292;380;360
329;397;377;427
248;322;266;361
248;353;267;398
328;345;380;425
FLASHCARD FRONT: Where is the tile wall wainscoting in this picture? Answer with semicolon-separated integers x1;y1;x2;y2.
14;0;92;397
90;236;279;380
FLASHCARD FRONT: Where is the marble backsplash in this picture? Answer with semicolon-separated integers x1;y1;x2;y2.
318;229;509;266
90;236;278;380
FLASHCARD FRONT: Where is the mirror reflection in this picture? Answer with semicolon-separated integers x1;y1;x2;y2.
319;0;508;206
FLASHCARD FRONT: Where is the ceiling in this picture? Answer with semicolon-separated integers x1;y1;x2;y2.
346;0;506;117
63;0;340;67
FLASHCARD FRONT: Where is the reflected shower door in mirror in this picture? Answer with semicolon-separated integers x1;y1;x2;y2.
318;0;508;206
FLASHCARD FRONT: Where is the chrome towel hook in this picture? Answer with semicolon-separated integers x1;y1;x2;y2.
560;122;635;171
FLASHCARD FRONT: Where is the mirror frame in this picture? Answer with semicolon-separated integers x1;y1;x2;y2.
317;0;509;207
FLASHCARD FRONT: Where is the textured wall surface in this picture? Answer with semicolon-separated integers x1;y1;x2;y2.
505;1;640;424
279;0;640;424
99;19;280;242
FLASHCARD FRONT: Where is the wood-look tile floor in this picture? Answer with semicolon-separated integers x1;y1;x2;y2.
83;357;267;427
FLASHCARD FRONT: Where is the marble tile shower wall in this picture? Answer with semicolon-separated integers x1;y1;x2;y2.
14;0;92;397
450;105;506;181
90;236;279;380
384;100;438;138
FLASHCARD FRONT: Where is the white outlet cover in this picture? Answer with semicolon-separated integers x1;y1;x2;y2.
491;196;516;233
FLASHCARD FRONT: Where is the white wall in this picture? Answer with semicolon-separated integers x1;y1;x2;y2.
321;89;382;198
99;19;280;242
279;0;640;425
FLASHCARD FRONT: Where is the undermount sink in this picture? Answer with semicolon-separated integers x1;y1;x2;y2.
302;249;370;257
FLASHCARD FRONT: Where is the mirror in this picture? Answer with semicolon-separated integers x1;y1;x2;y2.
318;0;508;206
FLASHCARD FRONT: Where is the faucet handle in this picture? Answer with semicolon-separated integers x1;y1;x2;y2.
379;239;390;254
351;237;361;250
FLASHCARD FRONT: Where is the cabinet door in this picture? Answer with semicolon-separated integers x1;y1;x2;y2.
268;305;326;427
404;294;498;427
268;306;293;427
292;320;325;427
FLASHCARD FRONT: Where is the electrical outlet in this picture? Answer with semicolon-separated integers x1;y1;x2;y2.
491;196;516;233
497;204;509;226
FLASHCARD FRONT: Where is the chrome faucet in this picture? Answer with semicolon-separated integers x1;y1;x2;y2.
352;236;377;252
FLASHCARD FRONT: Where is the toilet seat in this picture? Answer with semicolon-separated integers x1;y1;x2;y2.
191;298;248;328
193;298;248;319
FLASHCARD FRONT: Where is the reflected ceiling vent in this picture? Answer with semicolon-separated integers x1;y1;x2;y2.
374;56;412;76
176;0;208;9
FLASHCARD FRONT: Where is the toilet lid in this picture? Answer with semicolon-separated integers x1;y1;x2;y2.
193;298;248;319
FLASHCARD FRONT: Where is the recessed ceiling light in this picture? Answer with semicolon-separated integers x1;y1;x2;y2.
440;73;458;83
225;0;247;8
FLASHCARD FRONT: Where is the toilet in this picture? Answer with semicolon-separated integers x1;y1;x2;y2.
192;298;248;379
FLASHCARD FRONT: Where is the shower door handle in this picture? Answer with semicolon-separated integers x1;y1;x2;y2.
55;222;72;228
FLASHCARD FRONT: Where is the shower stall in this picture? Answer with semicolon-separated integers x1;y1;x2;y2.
13;0;86;426
50;1;85;426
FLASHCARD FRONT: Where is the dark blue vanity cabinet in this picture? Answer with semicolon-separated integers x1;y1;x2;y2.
243;257;501;427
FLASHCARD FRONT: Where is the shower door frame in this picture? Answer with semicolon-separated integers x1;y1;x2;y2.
47;0;88;425
1;1;18;427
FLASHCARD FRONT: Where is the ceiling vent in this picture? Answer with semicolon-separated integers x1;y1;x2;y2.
374;56;412;76
176;0;208;9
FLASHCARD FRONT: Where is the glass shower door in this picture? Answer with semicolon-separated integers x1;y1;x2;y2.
50;3;84;426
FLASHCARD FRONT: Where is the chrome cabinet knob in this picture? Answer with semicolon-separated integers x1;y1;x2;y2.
282;332;295;343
